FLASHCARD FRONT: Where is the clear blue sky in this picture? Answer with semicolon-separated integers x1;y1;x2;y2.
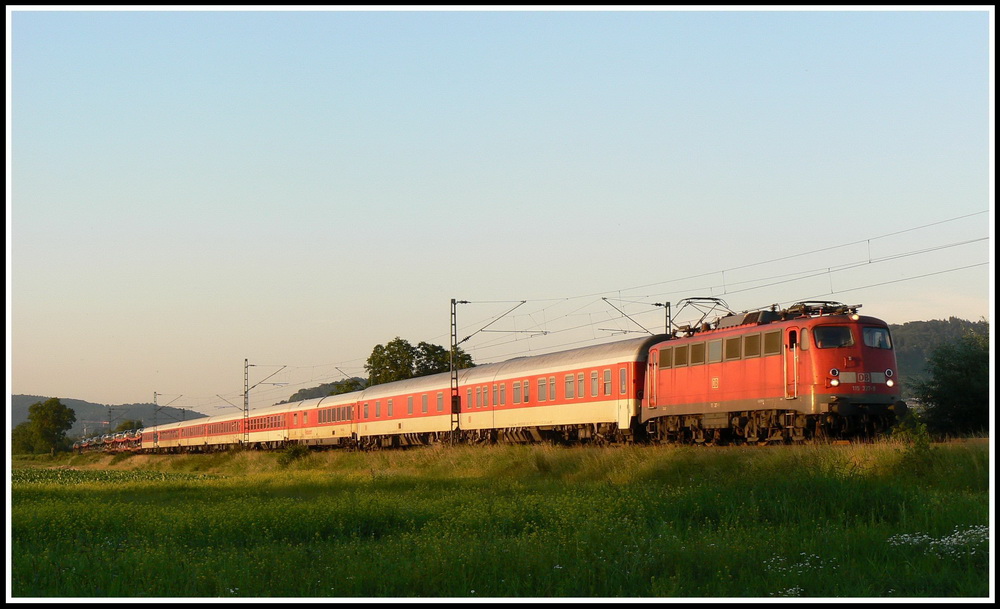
8;7;993;412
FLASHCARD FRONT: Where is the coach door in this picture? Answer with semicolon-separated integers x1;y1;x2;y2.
784;329;799;399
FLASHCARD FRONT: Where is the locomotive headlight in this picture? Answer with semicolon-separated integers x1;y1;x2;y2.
850;313;860;321
886;379;895;388
830;378;840;387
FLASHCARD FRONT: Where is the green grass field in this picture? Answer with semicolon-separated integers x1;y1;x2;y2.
10;439;991;598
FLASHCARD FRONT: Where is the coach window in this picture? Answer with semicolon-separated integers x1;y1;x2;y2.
500;383;506;405
565;375;575;399
538;378;547;402
303;412;308;425
691;343;707;365
437;392;444;412
549;377;556;400
603;369;612;395
492;385;498;406
407;396;414;415
763;331;782;356
619;367;628;394
577;373;585;398
364;403;369;419
708;340;724;363
476;387;482;408
673;345;689;367
513;382;521;404
523;380;531;403
725;337;742;360
293;413;298;426
591;371;599;397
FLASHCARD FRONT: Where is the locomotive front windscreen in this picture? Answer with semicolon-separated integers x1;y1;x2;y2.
862;327;892;349
813;326;854;348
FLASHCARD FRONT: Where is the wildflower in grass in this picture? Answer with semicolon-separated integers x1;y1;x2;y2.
887;525;988;559
769;586;804;597
764;552;839;575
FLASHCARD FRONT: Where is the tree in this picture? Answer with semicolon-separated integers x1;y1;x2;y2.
24;398;77;455
914;329;990;437
414;341;475;376
11;421;41;454
365;337;476;386
366;337;418;385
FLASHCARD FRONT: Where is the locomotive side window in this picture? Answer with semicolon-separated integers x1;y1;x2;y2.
690;343;706;365
814;326;854;348
725;337;741;360
763;331;782;355
800;329;810;351
744;334;761;358
659;347;672;368
863;327;892;349
708;339;723;363
673;345;689;367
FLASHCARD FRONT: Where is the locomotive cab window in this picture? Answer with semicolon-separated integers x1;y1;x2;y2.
863;327;892;349
814;326;854;348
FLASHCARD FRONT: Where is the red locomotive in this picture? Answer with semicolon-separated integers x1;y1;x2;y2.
82;299;907;453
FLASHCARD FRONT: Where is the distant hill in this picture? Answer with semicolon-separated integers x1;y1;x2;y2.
888;317;989;400
10;395;207;439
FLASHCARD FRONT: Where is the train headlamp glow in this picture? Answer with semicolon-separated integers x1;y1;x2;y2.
850;313;860;321
830;378;840;387
886;379;895;388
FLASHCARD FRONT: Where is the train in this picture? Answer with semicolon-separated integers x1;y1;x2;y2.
74;299;909;453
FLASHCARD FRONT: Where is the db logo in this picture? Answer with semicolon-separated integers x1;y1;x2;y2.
857;372;872;382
